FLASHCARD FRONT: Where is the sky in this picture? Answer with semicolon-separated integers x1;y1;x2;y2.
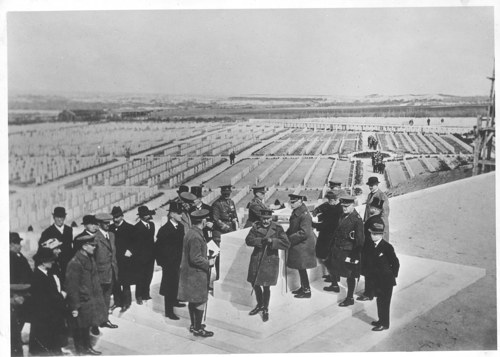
6;5;496;97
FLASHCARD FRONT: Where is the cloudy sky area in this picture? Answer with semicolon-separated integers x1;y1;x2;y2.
7;6;495;97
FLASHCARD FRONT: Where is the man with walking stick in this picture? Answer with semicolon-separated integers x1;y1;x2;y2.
178;209;215;337
245;209;289;322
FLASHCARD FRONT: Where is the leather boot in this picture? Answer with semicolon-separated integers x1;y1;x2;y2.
193;308;214;337
294;287;311;299
249;286;263;315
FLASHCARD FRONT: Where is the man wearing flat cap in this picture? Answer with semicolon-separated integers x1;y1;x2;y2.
245;209;290;322
94;213;119;328
364;176;390;242
39;206;73;284
287;194;317;299
212;185;239;280
244;186;270;228
312;188;344;291
364;217;399;331
134;205;156;305
178;209;215;337
66;235;107;355
329;194;364;307
109;206;137;312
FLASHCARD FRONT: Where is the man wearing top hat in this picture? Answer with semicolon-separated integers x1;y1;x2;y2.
133;205;156;305
364;217;399;331
364;176;390;242
287;194;317;299
29;248;68;356
329;194;364;307
155;201;186;320
94;213;119;328
244;186;271;228
66;235;107;356
245;209;290;322
178;209;215;337
39;206;73;283
190;186;214;242
10;232;33;285
109;206;137;312
212;184;238;280
11;283;31;356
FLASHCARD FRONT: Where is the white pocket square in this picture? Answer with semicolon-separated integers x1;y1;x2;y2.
379;253;384;257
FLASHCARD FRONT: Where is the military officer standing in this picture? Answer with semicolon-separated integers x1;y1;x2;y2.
364;177;390;242
190;186;214;243
245;209;289;322
212;185;239;280
244;186;270;228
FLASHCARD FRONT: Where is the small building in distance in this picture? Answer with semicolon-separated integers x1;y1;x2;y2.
58;109;107;122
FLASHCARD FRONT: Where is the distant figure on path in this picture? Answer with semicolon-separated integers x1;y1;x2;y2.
427;118;431;126
229;151;236;165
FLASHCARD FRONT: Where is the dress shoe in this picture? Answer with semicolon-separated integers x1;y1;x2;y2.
372;325;389;331
338;297;354;307
356;295;373;301
173;302;186;308
84;347;102;355
101;320;118;328
261;309;269;322
322;274;330;279
292;287;304;295
248;305;262;316
90;326;100;335
193;328;214;337
294;289;311;299
323;284;340;292
120;305;130;313
189;324;206;333
165;312;180;320
136;298;143;305
371;320;382;326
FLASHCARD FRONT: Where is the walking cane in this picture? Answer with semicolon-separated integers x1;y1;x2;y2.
284;250;288;293
250;244;268;296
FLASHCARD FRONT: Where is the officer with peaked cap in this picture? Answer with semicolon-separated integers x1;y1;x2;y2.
212;185;238;280
109;206;137;312
245;209;290;322
244;186;271;228
178;209;215;337
364;217;399;331
10;283;31;356
134;205;156;305
39;206;73;285
364;176;390;242
287;194;317;299
66;235;107;355
329;194;364;307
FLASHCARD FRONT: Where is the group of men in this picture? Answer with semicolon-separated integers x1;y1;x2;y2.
371;151;386;174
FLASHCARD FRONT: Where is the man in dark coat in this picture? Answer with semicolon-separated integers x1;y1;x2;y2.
155;201;186;320
66;235;107;356
94;213;119;329
190;186;214;243
74;215;99;249
212;185;239;280
329;194;365;307
134;205;156;304
109;206;137;312
286;194;317;299
179;191;197;229
244;186;270;228
245;209;289;322
40;238;64;282
39;207;73;284
178;209;215;337
364;177;390;242
29;248;67;356
10;232;33;284
10;284;31;357
365;217;400;331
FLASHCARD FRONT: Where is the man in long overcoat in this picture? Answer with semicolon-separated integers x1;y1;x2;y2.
286;194;317;299
94;213;119;329
178;209;215;338
134;205;156;304
244;186;270;228
330;194;364;307
66;235;107;356
10;232;33;284
364;217;400;331
39;207;73;285
109;206;137;312
155;202;186;320
246;209;289;322
364;177;390;241
29;248;67;356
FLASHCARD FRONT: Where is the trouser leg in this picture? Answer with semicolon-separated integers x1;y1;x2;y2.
298;269;310;289
101;283;112;310
262;286;270;309
123;285;132;307
347;277;356;298
253;285;263;307
377;286;393;327
111;275;122;307
364;276;374;298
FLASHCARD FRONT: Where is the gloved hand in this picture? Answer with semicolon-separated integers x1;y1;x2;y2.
265;238;273;247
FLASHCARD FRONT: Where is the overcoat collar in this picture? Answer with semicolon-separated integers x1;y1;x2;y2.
292;203;308;217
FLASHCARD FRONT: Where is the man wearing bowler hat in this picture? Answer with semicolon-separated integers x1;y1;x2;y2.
10;232;33;285
39;206;73;284
94;213;119;328
109;206;137;312
287;194;317;299
173;185;190;203
134;205;156;305
244;186;271;228
364;176;390;242
329;194;364;307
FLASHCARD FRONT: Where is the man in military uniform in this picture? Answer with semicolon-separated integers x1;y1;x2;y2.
39;207;73;284
329;194;364;307
245;209;289;322
212;185;239;280
364;177;390;242
244;186;270;228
